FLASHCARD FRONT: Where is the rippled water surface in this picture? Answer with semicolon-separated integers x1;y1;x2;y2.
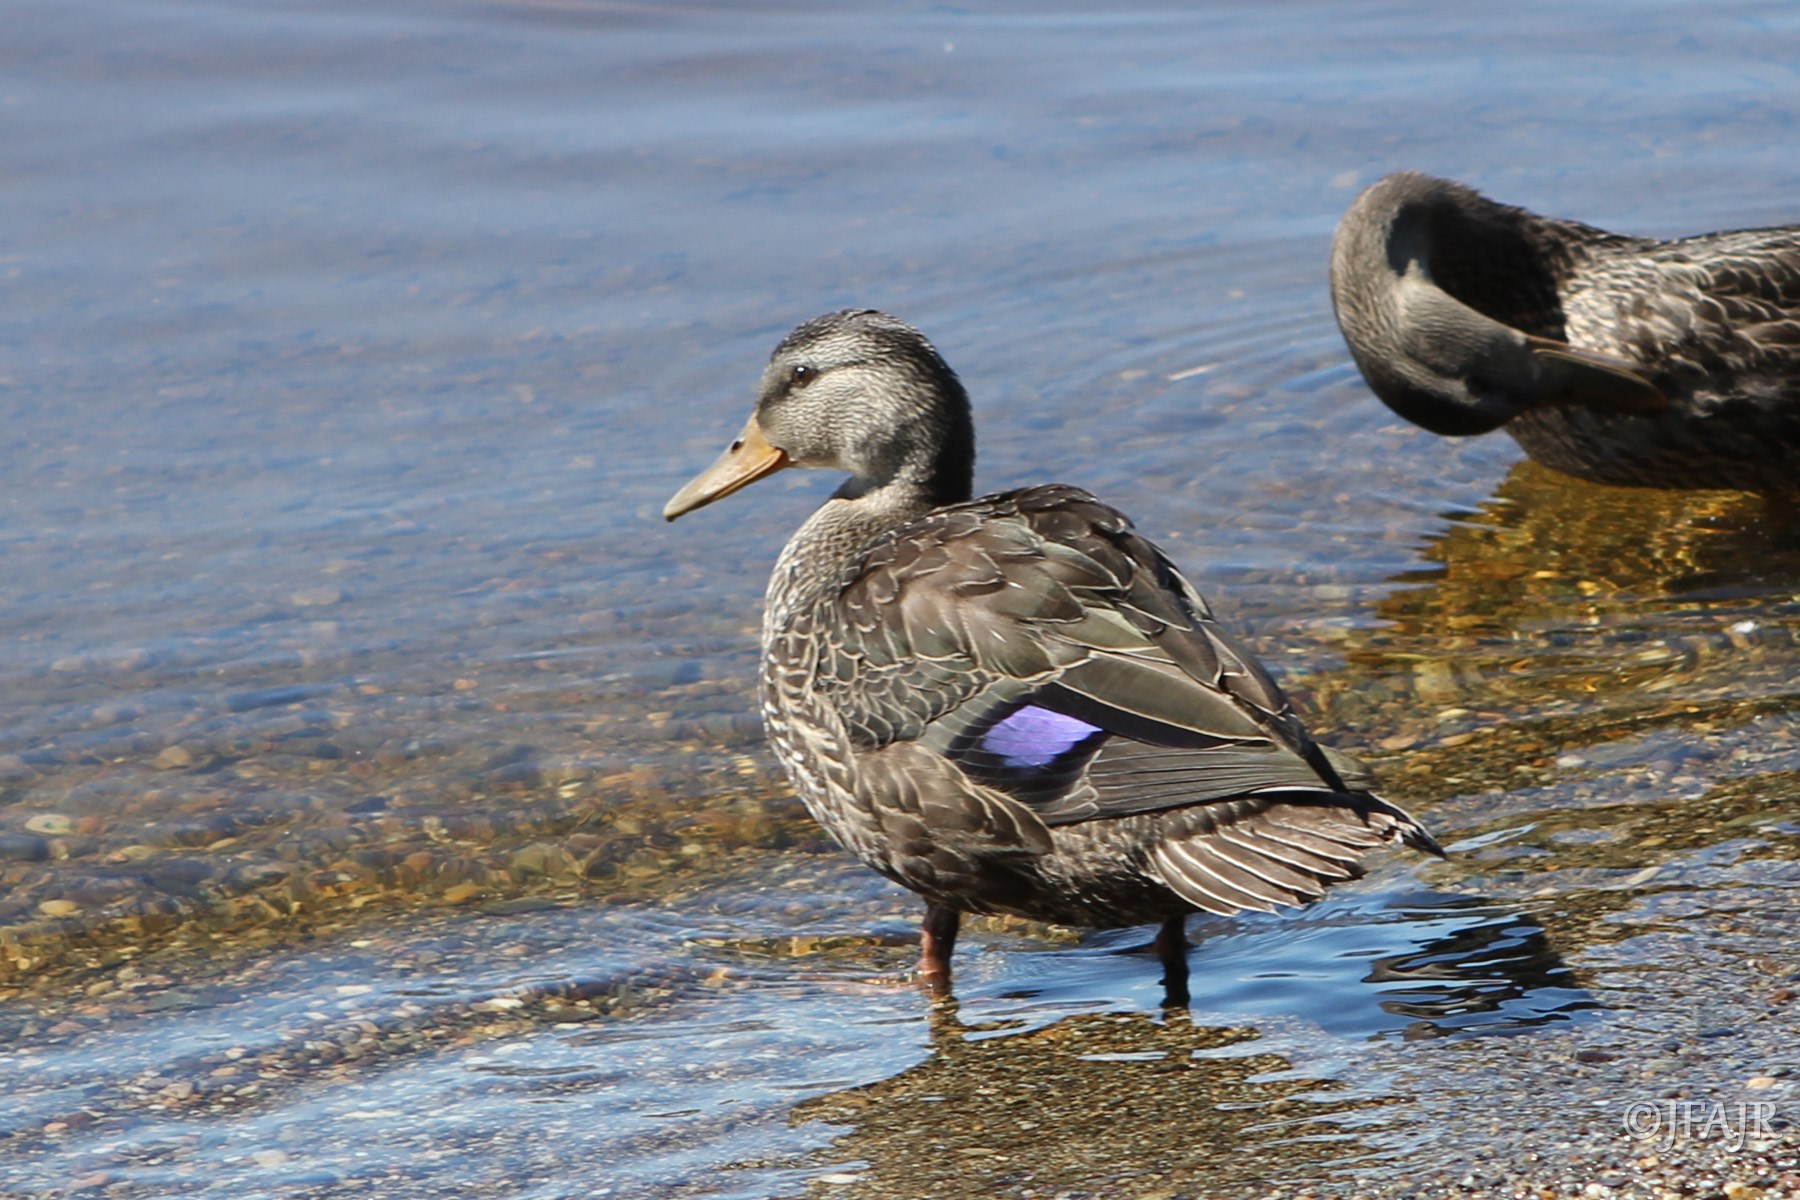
4;1;1800;1196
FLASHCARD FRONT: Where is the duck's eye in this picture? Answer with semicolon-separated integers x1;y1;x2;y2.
789;364;815;388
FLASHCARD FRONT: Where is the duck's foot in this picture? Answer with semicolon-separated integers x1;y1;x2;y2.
917;903;961;998
1152;914;1190;1008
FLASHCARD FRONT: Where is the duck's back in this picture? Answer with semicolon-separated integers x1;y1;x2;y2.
1513;225;1800;490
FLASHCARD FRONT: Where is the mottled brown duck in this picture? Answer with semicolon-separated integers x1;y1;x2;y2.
664;309;1440;994
1330;171;1800;492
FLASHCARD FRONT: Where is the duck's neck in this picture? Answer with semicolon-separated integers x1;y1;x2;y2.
765;374;976;631
765;463;971;635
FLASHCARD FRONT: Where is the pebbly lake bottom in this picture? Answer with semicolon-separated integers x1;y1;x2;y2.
5;466;1800;1199
1;769;1797;1198
0;837;1795;1200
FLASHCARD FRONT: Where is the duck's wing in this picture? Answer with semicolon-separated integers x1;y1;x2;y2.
818;485;1436;912
822;485;1432;837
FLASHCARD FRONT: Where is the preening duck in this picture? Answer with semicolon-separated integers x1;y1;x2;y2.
664;309;1438;994
1330;171;1800;491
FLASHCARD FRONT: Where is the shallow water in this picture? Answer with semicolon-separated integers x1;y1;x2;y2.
3;1;1799;1196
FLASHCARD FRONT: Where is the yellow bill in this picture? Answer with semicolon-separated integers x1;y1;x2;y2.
663;417;790;521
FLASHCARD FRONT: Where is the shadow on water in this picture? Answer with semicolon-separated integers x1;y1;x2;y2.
1350;895;1594;1038
973;890;1596;1045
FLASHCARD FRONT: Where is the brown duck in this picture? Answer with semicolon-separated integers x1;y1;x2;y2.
664;309;1439;994
1331;171;1800;491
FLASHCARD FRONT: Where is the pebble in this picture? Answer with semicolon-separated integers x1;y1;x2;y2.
153;745;195;770
23;813;74;836
472;996;524;1012
0;833;49;862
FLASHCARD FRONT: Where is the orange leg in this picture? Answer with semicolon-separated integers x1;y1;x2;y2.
918;903;961;995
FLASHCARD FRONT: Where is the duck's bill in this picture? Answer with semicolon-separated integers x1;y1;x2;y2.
1528;337;1668;413
663;418;790;521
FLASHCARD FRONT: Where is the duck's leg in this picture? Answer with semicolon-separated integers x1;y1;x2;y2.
1152;914;1190;1007
918;903;961;994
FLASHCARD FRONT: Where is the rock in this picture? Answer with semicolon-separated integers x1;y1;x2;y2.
153;745;195;770
441;883;482;905
0;834;49;862
472;996;523;1012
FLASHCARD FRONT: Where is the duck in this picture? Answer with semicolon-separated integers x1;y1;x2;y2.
1329;171;1800;492
663;309;1440;994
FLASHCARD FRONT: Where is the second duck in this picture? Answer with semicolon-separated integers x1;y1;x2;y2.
1331;171;1800;492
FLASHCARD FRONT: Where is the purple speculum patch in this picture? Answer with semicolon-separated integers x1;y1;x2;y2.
979;705;1105;768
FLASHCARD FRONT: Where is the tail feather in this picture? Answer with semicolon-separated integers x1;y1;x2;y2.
1148;789;1440;917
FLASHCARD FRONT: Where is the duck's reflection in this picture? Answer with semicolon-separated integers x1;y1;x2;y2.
1296;460;1800;726
789;888;1588;1194
1355;895;1594;1036
1392;459;1800;611
1286;459;1800;806
794;1002;1385;1196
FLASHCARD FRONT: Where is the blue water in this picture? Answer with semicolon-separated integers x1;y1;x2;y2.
3;1;1800;1196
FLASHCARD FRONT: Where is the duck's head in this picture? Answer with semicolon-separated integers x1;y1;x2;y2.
1331;172;1666;436
664;309;975;521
